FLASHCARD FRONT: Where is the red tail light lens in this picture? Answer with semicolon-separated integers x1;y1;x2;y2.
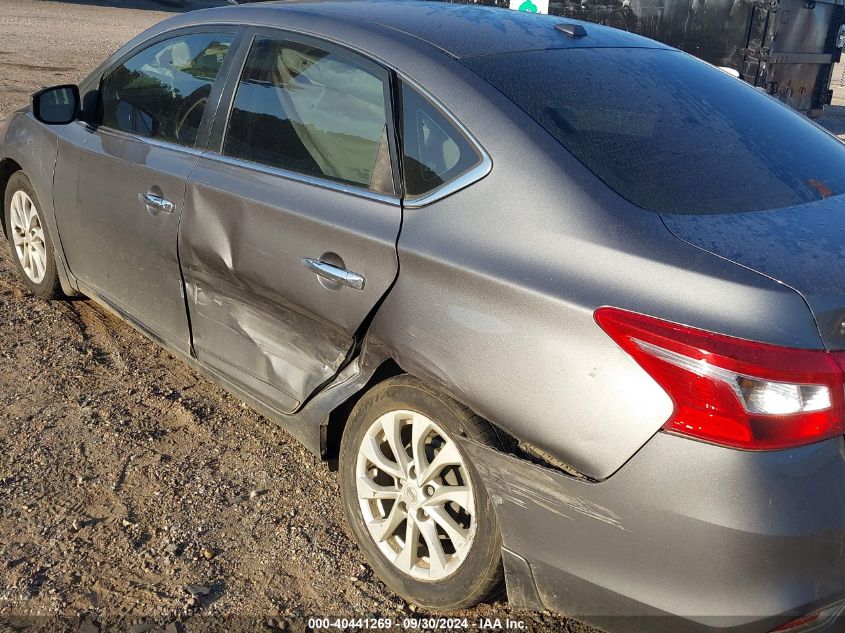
594;307;845;450
769;612;821;632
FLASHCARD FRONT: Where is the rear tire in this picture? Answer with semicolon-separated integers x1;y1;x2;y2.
4;171;62;300
339;375;505;610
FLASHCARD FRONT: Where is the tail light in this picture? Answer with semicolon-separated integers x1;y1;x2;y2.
768;597;845;632
594;307;845;450
769;612;821;632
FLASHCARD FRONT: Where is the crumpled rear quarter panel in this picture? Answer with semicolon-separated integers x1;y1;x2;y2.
462;433;845;633
363;53;822;480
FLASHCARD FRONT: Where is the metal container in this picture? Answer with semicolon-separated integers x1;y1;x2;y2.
457;0;845;114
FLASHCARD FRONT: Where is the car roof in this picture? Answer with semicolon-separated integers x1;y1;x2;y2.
186;0;669;59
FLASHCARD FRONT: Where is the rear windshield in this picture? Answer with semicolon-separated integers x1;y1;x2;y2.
465;48;845;215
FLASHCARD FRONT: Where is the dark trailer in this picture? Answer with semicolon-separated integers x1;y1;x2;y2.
458;0;845;114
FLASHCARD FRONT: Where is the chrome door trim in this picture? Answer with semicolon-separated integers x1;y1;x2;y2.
200;152;402;206
78;121;205;158
402;152;493;209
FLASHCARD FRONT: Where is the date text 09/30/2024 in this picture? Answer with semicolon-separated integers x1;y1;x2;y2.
308;617;528;630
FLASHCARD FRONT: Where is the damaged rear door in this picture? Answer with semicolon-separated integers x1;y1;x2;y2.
179;31;401;414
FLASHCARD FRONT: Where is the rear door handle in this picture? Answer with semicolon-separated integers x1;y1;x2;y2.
303;258;366;290
139;192;174;214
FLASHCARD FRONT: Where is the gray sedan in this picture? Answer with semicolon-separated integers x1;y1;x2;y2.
3;1;845;632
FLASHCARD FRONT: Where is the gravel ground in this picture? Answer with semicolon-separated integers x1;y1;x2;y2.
4;2;845;631
0;1;589;632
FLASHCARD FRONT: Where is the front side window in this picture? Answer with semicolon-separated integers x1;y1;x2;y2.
224;37;394;194
400;82;482;199
101;32;233;147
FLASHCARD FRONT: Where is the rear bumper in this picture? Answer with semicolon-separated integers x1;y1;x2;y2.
461;433;845;633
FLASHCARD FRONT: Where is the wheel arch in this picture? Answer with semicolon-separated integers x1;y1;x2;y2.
0;114;80;296
322;356;405;467
0;157;23;238
321;347;521;469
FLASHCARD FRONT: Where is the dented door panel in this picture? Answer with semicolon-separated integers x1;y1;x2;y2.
180;155;401;414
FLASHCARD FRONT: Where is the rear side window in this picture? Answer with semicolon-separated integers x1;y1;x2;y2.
465;48;845;214
223;37;394;195
101;33;233;147
400;83;482;199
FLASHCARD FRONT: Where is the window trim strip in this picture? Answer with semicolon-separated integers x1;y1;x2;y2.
199;151;402;206
402;152;492;209
78;121;205;158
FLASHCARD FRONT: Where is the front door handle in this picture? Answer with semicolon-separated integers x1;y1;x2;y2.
139;191;174;214
303;258;366;290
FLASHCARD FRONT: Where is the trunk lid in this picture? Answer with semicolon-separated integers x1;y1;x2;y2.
661;195;845;349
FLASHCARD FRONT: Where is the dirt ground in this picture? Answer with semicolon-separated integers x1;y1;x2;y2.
4;1;845;632
0;1;588;632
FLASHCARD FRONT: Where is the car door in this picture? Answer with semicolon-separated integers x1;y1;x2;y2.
180;32;402;413
54;30;238;353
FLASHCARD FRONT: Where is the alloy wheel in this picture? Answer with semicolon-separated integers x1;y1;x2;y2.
9;190;47;284
355;409;476;581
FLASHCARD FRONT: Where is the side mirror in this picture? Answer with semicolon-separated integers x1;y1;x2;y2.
31;84;80;125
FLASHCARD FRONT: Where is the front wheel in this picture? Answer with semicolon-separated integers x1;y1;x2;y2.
339;375;505;610
4;171;62;299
